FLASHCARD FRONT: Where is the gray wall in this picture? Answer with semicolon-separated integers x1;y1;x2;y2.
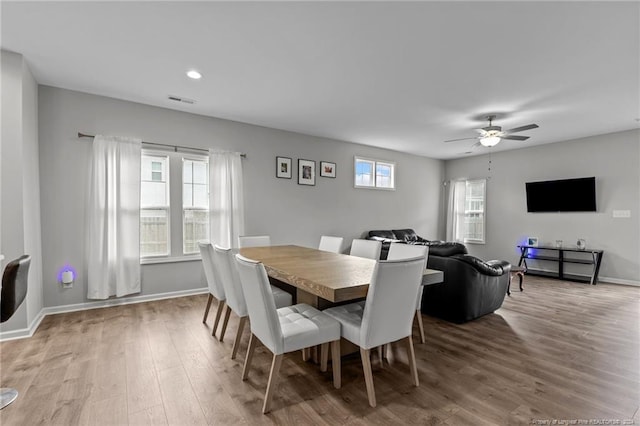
38;86;444;308
0;50;43;333
444;129;640;284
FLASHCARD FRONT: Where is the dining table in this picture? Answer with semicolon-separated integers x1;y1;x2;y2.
238;245;444;309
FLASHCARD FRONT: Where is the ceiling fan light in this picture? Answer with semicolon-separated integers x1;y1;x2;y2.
480;136;501;147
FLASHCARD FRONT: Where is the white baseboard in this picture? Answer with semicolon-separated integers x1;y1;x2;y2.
0;287;208;342
598;276;640;287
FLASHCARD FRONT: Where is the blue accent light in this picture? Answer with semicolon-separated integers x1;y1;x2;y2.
57;264;76;282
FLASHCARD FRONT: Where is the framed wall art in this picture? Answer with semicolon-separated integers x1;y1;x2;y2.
298;159;316;186
276;156;292;179
320;161;336;178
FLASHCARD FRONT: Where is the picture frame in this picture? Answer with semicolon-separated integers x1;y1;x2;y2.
276;156;292;179
527;237;539;247
320;161;336;178
298;159;316;186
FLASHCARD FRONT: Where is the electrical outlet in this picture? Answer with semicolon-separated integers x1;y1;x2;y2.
612;210;631;218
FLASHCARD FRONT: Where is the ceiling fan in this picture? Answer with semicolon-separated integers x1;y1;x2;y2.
444;115;539;147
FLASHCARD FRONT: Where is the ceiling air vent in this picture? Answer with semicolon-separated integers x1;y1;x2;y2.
167;95;195;104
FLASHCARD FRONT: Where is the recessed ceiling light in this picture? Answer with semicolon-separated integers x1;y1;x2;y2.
186;70;202;80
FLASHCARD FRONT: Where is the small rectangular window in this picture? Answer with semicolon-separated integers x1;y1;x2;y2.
183;158;209;254
141;153;170;257
355;157;395;190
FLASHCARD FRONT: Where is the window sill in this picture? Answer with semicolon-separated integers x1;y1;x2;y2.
464;240;486;245
141;255;201;265
354;185;396;191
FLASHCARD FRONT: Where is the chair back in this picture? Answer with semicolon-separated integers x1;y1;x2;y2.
213;245;248;317
350;239;382;260
1;255;31;323
238;235;271;248
387;243;429;262
235;254;284;354
198;242;225;300
318;236;344;253
360;257;426;349
387;243;429;309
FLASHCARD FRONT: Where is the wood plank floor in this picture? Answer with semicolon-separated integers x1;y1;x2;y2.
1;276;638;425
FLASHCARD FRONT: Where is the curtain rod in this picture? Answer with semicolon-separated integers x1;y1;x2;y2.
77;132;246;158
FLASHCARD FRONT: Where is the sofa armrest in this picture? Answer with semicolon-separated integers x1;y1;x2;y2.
451;255;508;276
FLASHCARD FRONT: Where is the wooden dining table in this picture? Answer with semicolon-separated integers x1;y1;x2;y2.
238;245;444;309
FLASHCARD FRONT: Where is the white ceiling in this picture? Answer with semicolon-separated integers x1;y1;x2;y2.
2;1;639;159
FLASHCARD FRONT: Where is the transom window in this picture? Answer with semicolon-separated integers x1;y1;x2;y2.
354;157;395;190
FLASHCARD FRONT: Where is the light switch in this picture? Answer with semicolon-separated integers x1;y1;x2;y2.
612;210;631;218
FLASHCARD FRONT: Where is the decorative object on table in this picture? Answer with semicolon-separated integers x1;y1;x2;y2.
320;161;336;178
276;156;292;179
527;237;538;247
555;240;563;248
298;159;316;186
576;239;586;250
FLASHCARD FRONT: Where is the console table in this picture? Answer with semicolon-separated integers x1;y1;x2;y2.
517;245;604;285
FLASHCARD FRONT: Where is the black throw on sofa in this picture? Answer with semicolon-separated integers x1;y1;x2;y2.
367;229;511;323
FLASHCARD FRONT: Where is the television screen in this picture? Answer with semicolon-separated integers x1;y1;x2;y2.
526;177;596;212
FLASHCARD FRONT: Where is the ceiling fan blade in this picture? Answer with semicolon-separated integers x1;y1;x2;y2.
506;124;539;133
475;128;488;135
444;137;478;143
502;135;529;141
471;141;482;148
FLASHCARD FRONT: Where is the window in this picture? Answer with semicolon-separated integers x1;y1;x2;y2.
183;158;209;254
354;157;395;189
140;153;170;257
140;151;210;261
452;179;486;244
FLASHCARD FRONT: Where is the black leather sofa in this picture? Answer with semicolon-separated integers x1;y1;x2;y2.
367;229;511;323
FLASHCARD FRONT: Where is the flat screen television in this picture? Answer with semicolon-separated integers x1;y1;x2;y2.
526;177;596;212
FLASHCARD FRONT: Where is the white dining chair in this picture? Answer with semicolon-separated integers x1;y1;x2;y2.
213;245;293;359
198;242;227;337
349;239;382;260
238;235;271;248
387;243;429;344
235;254;342;414
318;235;344;253
323;256;426;407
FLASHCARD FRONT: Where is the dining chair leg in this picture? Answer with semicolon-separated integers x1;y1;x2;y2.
377;346;384;368
219;305;232;342
263;353;284;414
415;310;426;344
320;343;329;372
202;293;214;323
405;336;419;387
231;316;248;360
302;347;310;362
331;340;341;389
242;333;259;381
360;347;376;408
212;300;226;337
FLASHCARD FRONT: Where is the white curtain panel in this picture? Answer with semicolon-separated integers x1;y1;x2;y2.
87;135;142;299
209;150;245;248
446;180;466;243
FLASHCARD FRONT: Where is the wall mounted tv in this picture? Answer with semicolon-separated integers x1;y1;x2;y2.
525;177;596;212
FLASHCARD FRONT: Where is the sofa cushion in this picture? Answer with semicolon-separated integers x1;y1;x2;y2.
428;242;468;257
368;230;397;240
392;229;419;242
